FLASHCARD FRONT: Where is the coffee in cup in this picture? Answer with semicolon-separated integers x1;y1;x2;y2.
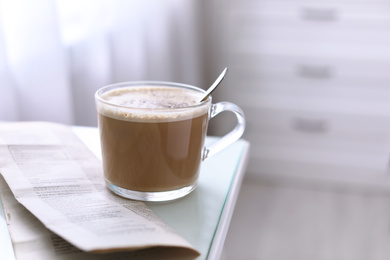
95;81;245;201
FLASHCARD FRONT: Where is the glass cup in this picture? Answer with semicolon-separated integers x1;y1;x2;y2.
95;81;245;202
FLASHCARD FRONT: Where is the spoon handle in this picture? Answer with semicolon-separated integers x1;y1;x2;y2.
200;67;228;102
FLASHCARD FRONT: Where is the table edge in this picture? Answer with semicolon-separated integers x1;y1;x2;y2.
207;140;250;260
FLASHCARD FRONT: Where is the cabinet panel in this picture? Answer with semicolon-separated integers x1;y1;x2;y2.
246;156;390;186
242;106;390;152
227;70;390;104
221;0;390;181
229;1;390;23
225;90;390;117
231;38;390;60
248;143;389;172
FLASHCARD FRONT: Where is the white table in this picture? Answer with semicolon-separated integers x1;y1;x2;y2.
0;126;250;260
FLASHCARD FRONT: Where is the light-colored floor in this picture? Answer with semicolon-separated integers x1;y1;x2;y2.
221;173;390;260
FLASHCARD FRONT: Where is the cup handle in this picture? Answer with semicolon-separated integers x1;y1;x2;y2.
202;102;246;160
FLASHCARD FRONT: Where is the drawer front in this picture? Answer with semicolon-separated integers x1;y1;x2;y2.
224;51;390;107
226;70;390;104
224;87;390;118
229;76;390;104
231;23;390;46
227;3;390;59
228;2;390;23
248;143;389;172
241;106;390;153
229;7;390;48
230;36;390;60
229;54;390;77
246;153;390;185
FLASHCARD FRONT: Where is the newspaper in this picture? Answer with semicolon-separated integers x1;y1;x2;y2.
0;122;199;259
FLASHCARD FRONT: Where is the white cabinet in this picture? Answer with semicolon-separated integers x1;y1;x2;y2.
221;0;390;182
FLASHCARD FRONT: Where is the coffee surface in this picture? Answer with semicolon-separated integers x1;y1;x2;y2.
97;86;207;122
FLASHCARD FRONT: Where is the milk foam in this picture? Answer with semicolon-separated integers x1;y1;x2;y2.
97;86;210;122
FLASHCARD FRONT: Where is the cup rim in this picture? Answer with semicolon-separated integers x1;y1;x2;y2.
95;81;211;111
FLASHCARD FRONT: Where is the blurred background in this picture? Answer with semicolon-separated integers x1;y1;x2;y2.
2;0;390;259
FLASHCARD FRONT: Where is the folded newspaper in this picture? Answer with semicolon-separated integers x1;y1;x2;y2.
0;122;199;259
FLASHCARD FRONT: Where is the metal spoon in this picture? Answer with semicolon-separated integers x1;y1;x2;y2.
200;67;228;102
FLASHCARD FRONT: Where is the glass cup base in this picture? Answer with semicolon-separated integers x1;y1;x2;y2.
105;180;198;202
